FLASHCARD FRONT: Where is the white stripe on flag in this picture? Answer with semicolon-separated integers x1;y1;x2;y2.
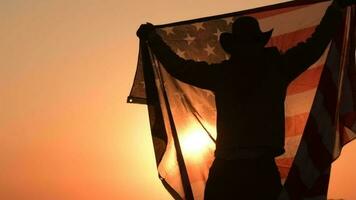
279;134;303;159
260;1;330;37
285;89;317;117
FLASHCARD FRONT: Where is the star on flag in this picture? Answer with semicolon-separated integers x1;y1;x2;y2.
204;44;215;56
176;48;186;58
193;22;205;31
162;27;175;35
213;28;224;40
223;17;234;25
184;34;196;45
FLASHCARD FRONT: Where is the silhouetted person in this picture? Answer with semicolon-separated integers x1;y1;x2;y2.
137;1;353;199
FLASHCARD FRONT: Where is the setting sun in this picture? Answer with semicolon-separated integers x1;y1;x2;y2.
180;125;215;160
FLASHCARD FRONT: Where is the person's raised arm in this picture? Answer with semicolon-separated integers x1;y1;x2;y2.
280;0;346;83
137;23;217;90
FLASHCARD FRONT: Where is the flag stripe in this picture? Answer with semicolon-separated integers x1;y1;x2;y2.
302;115;333;171
287;65;323;95
276;157;294;179
250;5;308;20
259;1;329;37
285;112;310;137
280;135;303;160
268;26;316;51
285;89;317;117
284;165;308;200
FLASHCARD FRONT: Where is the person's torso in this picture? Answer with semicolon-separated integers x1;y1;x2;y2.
213;47;287;159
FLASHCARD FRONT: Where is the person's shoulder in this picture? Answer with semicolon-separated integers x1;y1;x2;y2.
264;46;281;56
263;47;284;70
263;47;283;63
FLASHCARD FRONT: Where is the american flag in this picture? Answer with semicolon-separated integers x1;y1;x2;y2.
128;0;356;199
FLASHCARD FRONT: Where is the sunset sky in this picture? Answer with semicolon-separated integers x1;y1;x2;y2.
1;0;355;199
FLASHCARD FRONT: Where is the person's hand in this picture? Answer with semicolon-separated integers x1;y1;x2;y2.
136;23;155;41
334;0;356;8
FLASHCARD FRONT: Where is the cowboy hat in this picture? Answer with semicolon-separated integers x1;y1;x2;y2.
220;16;273;54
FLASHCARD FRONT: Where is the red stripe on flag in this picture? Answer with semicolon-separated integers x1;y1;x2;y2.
285;112;309;137
250;5;308;19
275;157;294;179
287;65;323;95
267;26;316;52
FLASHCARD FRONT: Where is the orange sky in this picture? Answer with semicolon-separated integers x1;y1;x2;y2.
0;0;355;199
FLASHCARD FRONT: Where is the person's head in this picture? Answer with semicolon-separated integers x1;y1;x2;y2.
219;16;273;56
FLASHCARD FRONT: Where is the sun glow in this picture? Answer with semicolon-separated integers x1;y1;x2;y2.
180;125;214;160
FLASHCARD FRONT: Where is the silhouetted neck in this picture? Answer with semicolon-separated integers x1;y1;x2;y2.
229;45;264;62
